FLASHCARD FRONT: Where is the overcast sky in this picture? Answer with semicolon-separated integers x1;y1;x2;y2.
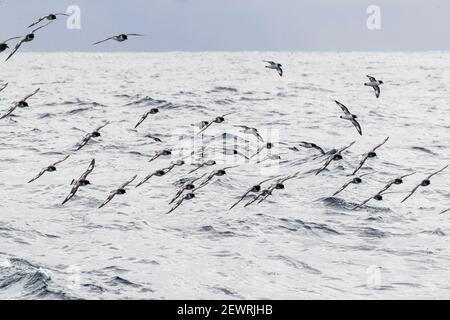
0;0;448;51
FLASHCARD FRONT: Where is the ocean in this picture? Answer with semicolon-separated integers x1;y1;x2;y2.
0;52;449;299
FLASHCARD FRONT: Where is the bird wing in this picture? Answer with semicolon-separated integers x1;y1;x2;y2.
0;83;7;93
80;159;95;180
126;33;145;37
52;154;70;166
27;168;47;183
334;100;350;114
148;151;163;162
372;136;390;152
120;175;137;189
351;118;363;136
93;36;115;45
98;192;117;209
135;172;155;188
333;180;352;196
400;172;416;179
366;75;376;82
427;164;449;180
277;67;283;77
166;197;185;214
351;154;369;176
340;141;356;153
401;184;421;203
55;13;70;16
373;86;380;98
3;37;21;43
95;121;110;132
252;130;265;142
354;195;376;210
32;21;54;33
312;144;325;155
28;16;47;28
316;156;334;175
440;208;450;215
62;183;81;205
197;120;215;135
23;88;41;101
263;60;276;65
250;145;267;159
134;111;150;128
5;39;25;62
75;133;92;151
0;104;18;120
378;181;394;195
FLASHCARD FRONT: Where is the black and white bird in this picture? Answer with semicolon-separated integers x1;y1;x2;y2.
364;75;383;98
0;88;41;120
229;177;275;210
351;137;389;175
28;13;69;28
355;172;416;209
28;155;70;183
197;112;236;135
316;141;356;175
62;159;95;205
169;173;208;204
167;193;195;215
6;22;53;61
0;37;21;53
98;175;137;209
334;100;362;136
75;122;110;151
263;60;283;77
134;108;159;129
332;172;374;197
234;125;264;142
93;34;145;45
401;165;449;203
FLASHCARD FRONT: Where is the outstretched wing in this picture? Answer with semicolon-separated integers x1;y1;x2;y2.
354;194;376;210
440;208;450;215
80;159;96;180
95;121;110;132
23;88;41;101
263;60;276;66
372;136;389;152
0;82;8;93
334;100;350;114
166;197;185;214
93;36;115;45
401;184;421;203
351;154;369;176
366;75;376;82
62;183;81;205
0;104;18;120
333;180;352;197
277;67;283;77
32;21;54;33
28;16;47;28
52;154;70;166
75;133;92;151
126;33;145;37
351;118;363;136
28;168;47;183
316;156;334;175
134;111;150;128
98;192;117;209
5;39;25;62
373;86;380;98
197;120;215;135
3;37;21;43
120;175;137;189
340;141;356;153
427;164;449;180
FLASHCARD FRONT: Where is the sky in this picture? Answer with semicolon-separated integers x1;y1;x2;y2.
0;0;449;52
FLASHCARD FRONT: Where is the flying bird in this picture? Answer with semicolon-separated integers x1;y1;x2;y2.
364;75;384;98
187;160;216;175
28;155;70;183
62;159;95;205
169;173;208;204
246;174;298;207
194;166;238;191
0;88;40;120
316;141;356;175
0;37;21;53
134;108;159;129
6;22;53;61
234;125;264;142
351;137;389;175
263;60;283;77
334;100;362;136
401;165;449;203
295;141;326;155
28;13;69;28
197;112;236;135
229;177;275;210
98;175;137;209
75;122;110;151
166;193;195;215
93;34;145;45
148;149;172;162
332;172;374;197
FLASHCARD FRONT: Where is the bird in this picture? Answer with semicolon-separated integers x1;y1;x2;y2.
316;141;356;175
145;134;162;142
134;108;159;129
62;159;95;205
194;166;238;191
401;165;449;203
263;60;283;77
93;34;145;45
187;160;216;174
351;137;389;175
28;13;69;28
135;165;176;188
98;175;137;209
332;172;374;197
364;75;383;98
75;122;110;151
355;172;416;209
148;149;172;162
0;37;21;53
6;22;53;61
295;141;326;155
167;193;195;215
246;174;299;206
197;112;236;135
169;173;208;204
28;155;70;183
334;100;362;136
229;177;275;210
0;88;41;120
234;125;264;142
0;82;8;93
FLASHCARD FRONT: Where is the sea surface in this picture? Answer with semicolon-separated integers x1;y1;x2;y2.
0;52;449;299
